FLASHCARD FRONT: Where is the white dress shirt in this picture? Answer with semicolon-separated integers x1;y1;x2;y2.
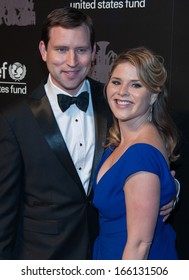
45;75;95;194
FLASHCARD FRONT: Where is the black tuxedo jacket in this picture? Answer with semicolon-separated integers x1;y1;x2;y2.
0;78;112;259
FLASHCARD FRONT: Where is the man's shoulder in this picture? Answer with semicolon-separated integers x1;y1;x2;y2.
28;78;47;99
0;79;46;117
87;77;104;91
0;94;26;113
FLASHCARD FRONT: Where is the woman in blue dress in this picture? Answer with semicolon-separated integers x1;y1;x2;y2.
92;47;179;260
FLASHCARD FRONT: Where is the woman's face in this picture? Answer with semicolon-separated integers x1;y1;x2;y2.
106;61;157;126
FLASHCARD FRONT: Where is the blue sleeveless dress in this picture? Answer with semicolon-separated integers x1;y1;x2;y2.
92;143;178;260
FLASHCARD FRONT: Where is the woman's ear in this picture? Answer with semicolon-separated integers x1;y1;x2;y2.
150;93;158;105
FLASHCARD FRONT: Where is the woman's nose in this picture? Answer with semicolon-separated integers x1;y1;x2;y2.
118;86;130;96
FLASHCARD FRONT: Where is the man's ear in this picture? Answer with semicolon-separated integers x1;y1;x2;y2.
91;43;96;62
39;41;47;62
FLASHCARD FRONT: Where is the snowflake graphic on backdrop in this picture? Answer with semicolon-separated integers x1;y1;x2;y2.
0;0;35;26
90;41;117;84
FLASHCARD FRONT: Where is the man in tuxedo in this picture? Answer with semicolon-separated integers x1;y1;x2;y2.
0;7;175;260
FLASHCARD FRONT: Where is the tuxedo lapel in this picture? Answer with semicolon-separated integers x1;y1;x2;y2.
28;84;84;192
87;79;109;195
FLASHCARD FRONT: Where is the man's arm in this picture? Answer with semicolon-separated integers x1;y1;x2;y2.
0;112;22;259
160;178;180;222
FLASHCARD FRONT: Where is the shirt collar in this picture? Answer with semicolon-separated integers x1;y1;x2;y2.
45;74;89;103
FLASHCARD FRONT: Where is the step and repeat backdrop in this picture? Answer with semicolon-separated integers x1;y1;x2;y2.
0;0;189;259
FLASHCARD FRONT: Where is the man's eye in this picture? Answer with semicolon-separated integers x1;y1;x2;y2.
76;48;88;54
56;48;67;53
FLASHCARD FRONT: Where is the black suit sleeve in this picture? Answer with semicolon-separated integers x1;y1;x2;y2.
0;112;23;259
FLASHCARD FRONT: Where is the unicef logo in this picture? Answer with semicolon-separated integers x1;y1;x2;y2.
8;62;26;81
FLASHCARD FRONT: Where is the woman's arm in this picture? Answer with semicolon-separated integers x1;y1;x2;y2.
122;171;160;260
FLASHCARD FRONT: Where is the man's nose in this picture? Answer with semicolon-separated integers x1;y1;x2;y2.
66;50;78;67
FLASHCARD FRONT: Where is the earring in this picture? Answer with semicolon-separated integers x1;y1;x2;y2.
148;105;153;122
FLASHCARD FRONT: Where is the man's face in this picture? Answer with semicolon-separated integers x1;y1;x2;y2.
39;24;96;95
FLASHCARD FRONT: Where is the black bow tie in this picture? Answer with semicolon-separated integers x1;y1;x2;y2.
57;91;89;112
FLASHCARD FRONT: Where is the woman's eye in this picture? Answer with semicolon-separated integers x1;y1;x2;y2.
132;83;142;88
112;80;120;85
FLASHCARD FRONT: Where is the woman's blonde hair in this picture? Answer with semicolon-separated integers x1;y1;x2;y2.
105;47;179;162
